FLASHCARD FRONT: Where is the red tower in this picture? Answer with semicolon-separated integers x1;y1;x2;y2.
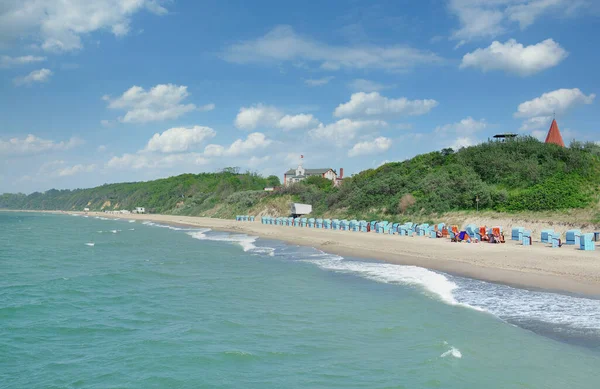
545;119;565;147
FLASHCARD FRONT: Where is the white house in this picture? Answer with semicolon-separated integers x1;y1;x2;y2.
284;165;344;186
133;207;145;214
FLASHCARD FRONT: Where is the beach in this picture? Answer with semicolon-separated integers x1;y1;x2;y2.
72;211;600;296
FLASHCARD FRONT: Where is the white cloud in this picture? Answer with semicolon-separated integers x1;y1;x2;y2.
348;137;392;157
198;103;216;112
515;88;595;118
104;84;205;123
277;114;319;131
347;79;391;92
308;119;388;146
448;0;590;42
57;163;96;177
0;0;168;52
97;145;107;152
222;25;442;72
107;152;210;170
519;116;552;131
0;55;46;68
100;119;115;127
334;92;438;118
450;137;477;150
304;76;334;87
145;126;216;153
0;134;82;156
436;117;488;135
234;104;319;131
13;68;52;86
234;104;283;130
204;132;272;157
460;39;568;76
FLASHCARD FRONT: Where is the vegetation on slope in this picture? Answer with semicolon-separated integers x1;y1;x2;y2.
2;137;599;221
277;137;600;220
0;168;280;214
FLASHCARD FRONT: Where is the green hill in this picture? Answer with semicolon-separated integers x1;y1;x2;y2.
2;137;600;222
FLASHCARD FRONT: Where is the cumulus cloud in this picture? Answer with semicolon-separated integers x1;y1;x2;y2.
222;25;442;72
519;116;552;132
0;55;46;68
0;0;168;52
13;68;52;86
448;0;590;43
107;152;210;170
204;132;272;157
460;39;568;76
56;163;96;177
449;136;477;150
348;137;392;157
347;79;391;92
515;88;595;134
435;117;488;135
234;104;319;131
144;126;216;153
334;92;438;118
0;134;82;156
304;76;334;87
104;84;207;123
515;88;595;118
308;119;388;146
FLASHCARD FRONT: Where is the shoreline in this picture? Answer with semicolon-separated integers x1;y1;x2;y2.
8;210;600;297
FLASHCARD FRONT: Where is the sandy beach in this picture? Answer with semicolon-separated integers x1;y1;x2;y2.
52;211;598;297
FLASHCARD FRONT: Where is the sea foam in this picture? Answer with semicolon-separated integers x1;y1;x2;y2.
303;252;461;306
187;230;275;255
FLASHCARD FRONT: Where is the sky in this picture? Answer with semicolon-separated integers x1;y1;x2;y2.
1;0;599;194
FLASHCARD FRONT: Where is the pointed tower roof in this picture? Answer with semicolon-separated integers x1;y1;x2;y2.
545;119;565;147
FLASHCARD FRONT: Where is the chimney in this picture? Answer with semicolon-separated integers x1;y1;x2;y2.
339;168;344;179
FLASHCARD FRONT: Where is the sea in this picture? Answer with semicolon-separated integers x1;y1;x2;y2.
1;211;599;388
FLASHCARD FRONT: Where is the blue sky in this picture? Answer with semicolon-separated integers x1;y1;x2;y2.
1;0;599;193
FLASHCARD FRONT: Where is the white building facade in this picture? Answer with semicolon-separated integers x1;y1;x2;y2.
283;165;344;186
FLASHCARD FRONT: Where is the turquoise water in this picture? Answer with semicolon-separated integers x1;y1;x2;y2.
1;212;600;388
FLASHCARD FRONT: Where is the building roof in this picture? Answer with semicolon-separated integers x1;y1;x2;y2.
545;119;565;147
285;168;334;175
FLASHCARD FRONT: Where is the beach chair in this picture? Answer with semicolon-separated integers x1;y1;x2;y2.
566;230;581;245
477;226;488;241
540;229;554;244
417;224;429;236
465;224;477;238
250;216;255;222
359;220;368;232
308;218;315;228
316;219;323;228
301;218;307;227
551;232;562;248
332;219;340;230
579;233;595;251
511;227;524;241
429;226;437;238
381;221;389;234
369;221;377;232
324;219;331;229
288;217;294;226
350;220;359;232
522;230;532;246
391;223;400;235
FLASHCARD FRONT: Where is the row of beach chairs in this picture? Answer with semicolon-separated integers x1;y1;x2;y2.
243;216;597;251
235;215;255;222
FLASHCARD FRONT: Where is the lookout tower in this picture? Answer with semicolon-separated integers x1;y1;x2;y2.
545;119;565;147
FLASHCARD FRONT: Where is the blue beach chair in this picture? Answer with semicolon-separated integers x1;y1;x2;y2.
522;230;532;246
566;230;581;245
359;220;367;232
580;233;595;251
